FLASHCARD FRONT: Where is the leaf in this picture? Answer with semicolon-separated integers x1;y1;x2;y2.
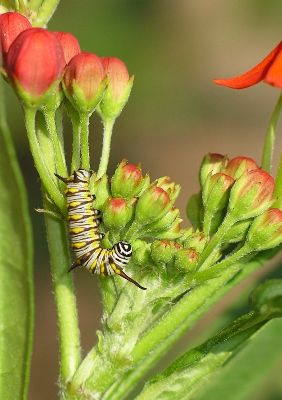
0;82;34;400
197;318;282;400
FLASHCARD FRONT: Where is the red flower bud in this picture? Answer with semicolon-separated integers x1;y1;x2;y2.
135;185;170;223
0;12;31;63
111;159;149;199
247;208;282;251
103;197;133;230
151;239;181;265
200;153;228;187
228;169;274;220
99;56;134;120
223;156;258;179
6;28;65;107
214;41;282;89
63;51;106;113
53;31;81;65
174;248;199;273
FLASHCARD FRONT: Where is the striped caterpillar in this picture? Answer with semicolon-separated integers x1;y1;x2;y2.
55;169;146;290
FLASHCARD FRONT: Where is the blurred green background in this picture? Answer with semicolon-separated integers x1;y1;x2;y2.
5;0;282;398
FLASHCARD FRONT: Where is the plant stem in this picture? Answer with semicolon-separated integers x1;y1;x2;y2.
44;109;67;176
97;118;115;179
44;200;81;387
80;112;90;170
70;110;81;172
274;153;282;208
23;107;65;212
33;0;61;26
29;0;43;12
261;92;282;172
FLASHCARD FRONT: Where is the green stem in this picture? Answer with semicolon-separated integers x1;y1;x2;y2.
274;154;282;208
261;92;282;172
29;0;43;12
44;109;67;176
198;213;235;269
44;199;81;387
23;107;65;212
97;118;115;179
33;0;61;26
80;112;90;170
70;110;81;172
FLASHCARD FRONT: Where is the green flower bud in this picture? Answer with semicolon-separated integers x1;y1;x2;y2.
155;219;183;240
202;173;234;212
151;240;182;265
111;159;150;199
250;279;282;316
174;248;199;273
186;192;202;230
155;176;181;204
135;185;171;224
147;207;180;234
200;153;228;187
103;197;134;230
91;174;111;210
131;239;151;265
184;231;207;253
228;169;274;221
246;208;282;251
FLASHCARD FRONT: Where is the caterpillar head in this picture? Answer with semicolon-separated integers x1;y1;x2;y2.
74;169;93;182
113;241;132;260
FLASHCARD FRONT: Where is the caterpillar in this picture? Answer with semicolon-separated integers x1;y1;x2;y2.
55;169;146;290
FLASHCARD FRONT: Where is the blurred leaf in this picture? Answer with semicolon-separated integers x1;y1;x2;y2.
198;318;282;400
0;82;34;399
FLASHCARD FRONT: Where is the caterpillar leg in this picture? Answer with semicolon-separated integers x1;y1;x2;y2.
54;173;69;183
118;270;147;290
35;208;62;219
68;259;82;272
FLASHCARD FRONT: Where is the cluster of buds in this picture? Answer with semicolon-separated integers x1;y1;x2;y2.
187;153;282;260
0;11;132;117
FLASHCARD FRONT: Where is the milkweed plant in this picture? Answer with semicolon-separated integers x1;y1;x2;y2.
1;2;282;400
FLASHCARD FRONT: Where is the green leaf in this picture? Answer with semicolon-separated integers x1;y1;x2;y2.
0;82;34;400
197;318;282;400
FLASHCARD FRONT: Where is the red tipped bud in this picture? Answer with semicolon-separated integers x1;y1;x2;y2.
0;12;31;63
184;231;207;253
99;56;134;120
203;172;234;212
111;159;149;199
63;52;106;113
155;176;181;203
103;197;134;230
53;31;81;65
228;169;274;220
246;208;282;251
174;248;199;273
223;156;258;179
151;240;181;266
200;153;228;187
6;28;65;107
135;185;170;224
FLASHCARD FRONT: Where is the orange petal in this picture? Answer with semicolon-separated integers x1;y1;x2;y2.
264;49;282;88
214;41;282;89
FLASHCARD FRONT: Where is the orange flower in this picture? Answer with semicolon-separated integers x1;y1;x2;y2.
214;41;282;89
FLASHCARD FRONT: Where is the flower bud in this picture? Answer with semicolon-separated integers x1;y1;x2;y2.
135;185;171;224
147;207;180;233
53;31;81;65
0;12;31;63
99;56;134;120
246;208;282;251
103;197;134;230
174;248;199;273
186;192;202;230
63;52;106;114
203;172;234;211
111;159;150;199
228;169;274;221
155;219;184;240
200;153;228;187
151;240;181;265
184;231;207;253
132;240;151;265
155;176;181;203
223;156;258;179
91;174;111;210
6;28;65;107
